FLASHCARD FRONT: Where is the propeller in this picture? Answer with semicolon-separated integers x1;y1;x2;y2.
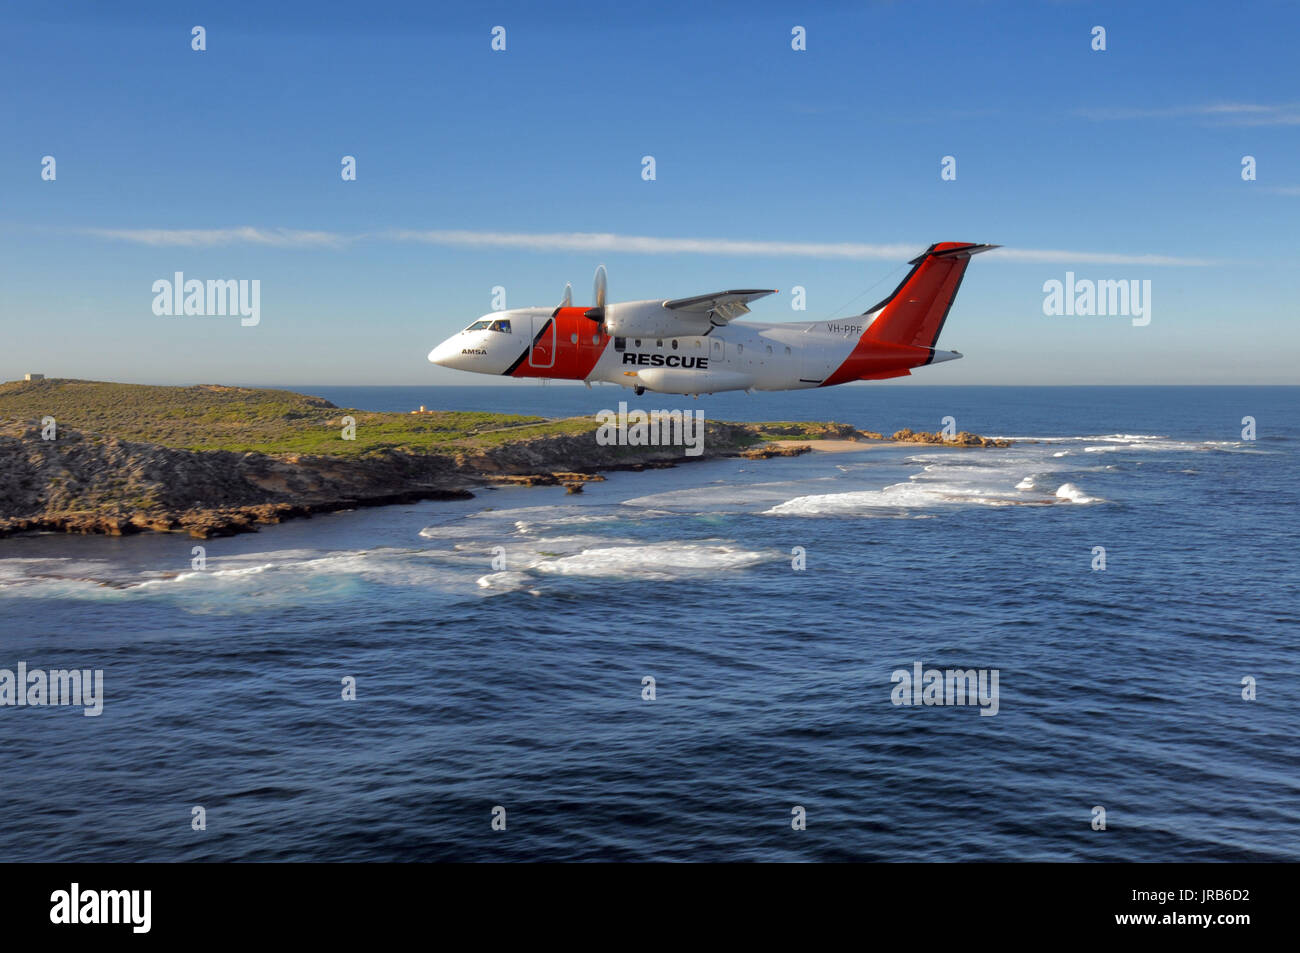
584;264;607;323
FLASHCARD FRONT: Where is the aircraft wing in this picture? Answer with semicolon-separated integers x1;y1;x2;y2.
661;289;777;323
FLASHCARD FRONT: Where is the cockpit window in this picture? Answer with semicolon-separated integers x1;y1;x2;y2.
466;319;512;333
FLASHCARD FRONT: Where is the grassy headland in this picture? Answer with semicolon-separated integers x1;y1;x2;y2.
0;379;598;455
0;379;1007;538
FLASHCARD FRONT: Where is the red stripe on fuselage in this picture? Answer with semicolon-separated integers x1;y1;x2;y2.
510;307;611;379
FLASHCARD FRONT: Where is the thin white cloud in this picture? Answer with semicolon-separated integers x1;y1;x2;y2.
986;247;1217;267
77;226;349;248
378;228;920;260
70;225;1216;266
1076;101;1300;125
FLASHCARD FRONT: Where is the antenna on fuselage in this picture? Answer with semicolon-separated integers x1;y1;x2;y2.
560;282;573;307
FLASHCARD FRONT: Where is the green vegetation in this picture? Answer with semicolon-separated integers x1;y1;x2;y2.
0;379;598;456
741;420;865;441
0;379;859;457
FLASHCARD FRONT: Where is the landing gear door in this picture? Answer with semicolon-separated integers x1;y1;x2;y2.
529;313;555;368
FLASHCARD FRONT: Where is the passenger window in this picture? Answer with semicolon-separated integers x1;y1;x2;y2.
766;345;773;353
656;339;663;348
570;332;578;344
634;339;642;348
614;337;626;351
671;339;678;350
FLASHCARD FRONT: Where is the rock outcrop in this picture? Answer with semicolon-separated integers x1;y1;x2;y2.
738;444;814;459
890;428;1012;448
749;422;863;441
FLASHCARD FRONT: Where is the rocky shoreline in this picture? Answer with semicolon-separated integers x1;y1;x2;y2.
0;382;1013;540
0;422;721;539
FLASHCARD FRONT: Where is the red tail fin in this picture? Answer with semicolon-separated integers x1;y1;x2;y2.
863;242;997;348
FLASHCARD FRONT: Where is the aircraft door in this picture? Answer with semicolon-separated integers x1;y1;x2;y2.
529;313;555;368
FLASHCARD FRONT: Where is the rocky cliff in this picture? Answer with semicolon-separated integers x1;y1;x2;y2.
0;417;772;538
0;379;1011;539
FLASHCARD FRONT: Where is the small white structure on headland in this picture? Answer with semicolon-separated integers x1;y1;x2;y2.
25;373;45;381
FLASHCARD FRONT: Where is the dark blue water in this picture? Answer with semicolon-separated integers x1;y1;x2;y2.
2;386;1297;861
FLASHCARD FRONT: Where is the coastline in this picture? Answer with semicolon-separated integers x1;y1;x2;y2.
0;379;1011;539
765;438;898;453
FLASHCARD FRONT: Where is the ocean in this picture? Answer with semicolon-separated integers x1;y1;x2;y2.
2;385;1297;861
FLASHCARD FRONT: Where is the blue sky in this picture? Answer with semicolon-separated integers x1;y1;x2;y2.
1;0;1297;386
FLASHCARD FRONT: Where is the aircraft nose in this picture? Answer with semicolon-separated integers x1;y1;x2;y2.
428;337;459;366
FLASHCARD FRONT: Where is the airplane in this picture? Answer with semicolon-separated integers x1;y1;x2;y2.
427;241;997;396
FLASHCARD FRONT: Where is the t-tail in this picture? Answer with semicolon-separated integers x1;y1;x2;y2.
819;242;997;386
864;242;998;351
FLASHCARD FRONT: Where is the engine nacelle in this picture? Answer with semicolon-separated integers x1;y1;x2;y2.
603;300;712;339
633;367;756;395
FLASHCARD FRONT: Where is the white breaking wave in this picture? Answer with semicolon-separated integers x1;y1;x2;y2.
421;504;676;540
765;481;1041;515
990;433;1167;442
621;480;829;511
1082;439;1242;454
133;562;275;587
513;507;679;534
532;541;774;579
991;433;1250;455
514;514;614;533
0;548;457;598
764;439;1112;516
476;571;541;595
1055;483;1101;504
